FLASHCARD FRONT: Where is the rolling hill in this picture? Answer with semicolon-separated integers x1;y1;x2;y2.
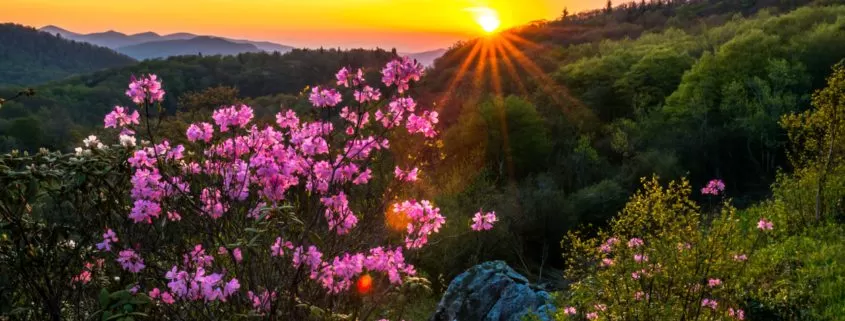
39;25;294;59
115;36;263;60
0;24;136;86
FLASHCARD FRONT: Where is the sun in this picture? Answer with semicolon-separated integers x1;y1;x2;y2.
468;7;501;33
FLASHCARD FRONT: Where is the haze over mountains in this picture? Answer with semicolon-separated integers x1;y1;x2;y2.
38;25;446;64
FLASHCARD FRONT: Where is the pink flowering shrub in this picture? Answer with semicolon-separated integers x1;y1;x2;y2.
59;58;487;319
557;177;773;321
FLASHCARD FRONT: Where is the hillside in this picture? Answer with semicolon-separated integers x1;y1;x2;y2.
39;25;294;59
0;48;397;151
0;24;135;86
404;48;448;66
116;36;263;60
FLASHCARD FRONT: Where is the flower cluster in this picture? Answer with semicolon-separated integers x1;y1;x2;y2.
91;58;495;316
701;179;726;196
471;209;497;231
95;229;119;251
126;74;165;104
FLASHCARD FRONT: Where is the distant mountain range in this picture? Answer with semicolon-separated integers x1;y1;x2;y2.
402;48;448;67
40;25;446;65
39;25;293;60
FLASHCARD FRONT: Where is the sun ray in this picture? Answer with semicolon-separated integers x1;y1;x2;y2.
435;40;483;113
493;40;529;95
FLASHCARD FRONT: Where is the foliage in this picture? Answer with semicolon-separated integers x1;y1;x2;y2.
0;23;135;86
558;177;770;320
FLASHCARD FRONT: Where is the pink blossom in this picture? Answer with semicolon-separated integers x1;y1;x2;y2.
116;249;145;273
233;248;243;263
212;105;254;132
471;209;497;231
320;192;358;234
394;200;446;248
248;290;277;313
701;179;726;195
627;238;644;248
586;312;598;320
186;122;214;142
634;291;648;301
634;254;648;263
563;307;577;315
394;166;420;182
71;270;92;284
95;229;119;251
309;86;342;108
701;298;718;310
104;106;140;129
757;218;774;231
125;74;165;104
728;308;745;320
708;278;722;287
733;254;748;262
594;304;606;311
354;86;381;103
600;258;614;267
632;272;640;279
381;57;424;93
271;237;294;257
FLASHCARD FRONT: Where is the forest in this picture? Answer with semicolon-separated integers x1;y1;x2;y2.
2;0;845;320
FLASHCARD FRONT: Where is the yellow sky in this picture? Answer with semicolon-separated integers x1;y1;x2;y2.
2;0;610;51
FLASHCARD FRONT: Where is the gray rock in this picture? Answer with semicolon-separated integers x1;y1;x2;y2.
430;261;556;321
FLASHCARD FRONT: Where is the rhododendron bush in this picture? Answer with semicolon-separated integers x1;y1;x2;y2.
556;177;774;321
1;58;495;320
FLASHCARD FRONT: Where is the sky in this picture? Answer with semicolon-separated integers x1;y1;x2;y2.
2;0;611;52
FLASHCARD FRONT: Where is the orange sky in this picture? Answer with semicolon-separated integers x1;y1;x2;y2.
2;0;611;52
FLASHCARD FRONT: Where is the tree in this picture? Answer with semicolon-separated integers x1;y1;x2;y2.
781;60;845;221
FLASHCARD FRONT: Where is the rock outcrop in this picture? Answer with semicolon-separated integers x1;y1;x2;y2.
430;261;555;321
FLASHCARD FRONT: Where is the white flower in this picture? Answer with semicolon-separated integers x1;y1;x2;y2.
82;135;100;148
119;134;136;147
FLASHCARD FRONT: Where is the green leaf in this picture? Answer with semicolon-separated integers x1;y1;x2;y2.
99;289;110;308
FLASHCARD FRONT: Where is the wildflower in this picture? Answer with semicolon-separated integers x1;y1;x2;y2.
701;179;725;195
394;166;420;182
563;307;577;315
733;254;748;262
126;74;165;104
586;312;599;320
119;134;136;147
309;86;342;108
471;209;497;231
594;304;606;312
634;291;648;301
96;229;119;251
757;218;774;231
708;278;722;287
186;122;214;142
600;258;614;267
233;248;243;263
116;249;145;273
728;308;745;320
71;270;92;284
627;238;644;248
632;272;640;279
104;106;140;129
634;254;648;263
701;298;718;310
248;290;277;313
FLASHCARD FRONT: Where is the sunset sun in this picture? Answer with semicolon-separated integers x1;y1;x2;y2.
469;7;501;33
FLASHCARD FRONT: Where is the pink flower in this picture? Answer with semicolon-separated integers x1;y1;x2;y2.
271;237;294;257
320;192;358;235
471;209;497;231
600;258;614;267
586;312;598;320
632;272;640;279
149;288;161;299
701;298;718;310
381;57;424;93
125;74;165;104
309;86;342;108
708;278;722;287
233;248;243;263
701;179;726;195
104;106;140;129
634;254;648;263
248;290;277;313
563;307;577;315
627;238;644;248
394;166;420;182
116;249;145;273
95;229;119;251
594;304;606;311
211;105;254;132
354;86;381;103
733;254;748;262
728;308;745;320
71;270;92;284
757;218;774;231
186;122;214;142
160;292;175;304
